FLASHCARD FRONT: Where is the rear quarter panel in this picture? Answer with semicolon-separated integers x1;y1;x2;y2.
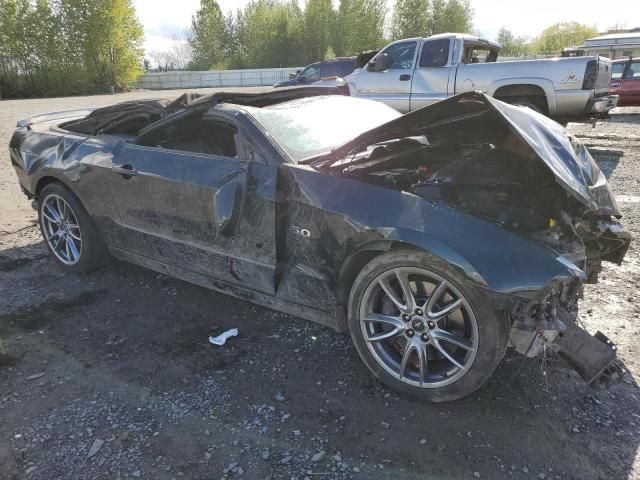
9;125;121;239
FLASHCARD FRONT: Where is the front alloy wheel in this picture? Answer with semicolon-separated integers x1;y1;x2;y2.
360;267;478;388
348;250;508;402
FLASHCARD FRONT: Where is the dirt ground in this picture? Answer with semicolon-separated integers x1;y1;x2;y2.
1;90;640;480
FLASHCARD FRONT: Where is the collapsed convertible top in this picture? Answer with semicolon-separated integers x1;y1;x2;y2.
62;86;345;136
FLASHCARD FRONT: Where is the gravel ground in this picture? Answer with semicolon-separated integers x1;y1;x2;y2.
1;91;640;480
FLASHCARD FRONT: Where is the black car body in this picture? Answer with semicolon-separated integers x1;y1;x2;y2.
274;58;356;87
9;88;631;401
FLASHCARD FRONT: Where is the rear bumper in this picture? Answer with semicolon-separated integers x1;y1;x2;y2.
587;94;618;114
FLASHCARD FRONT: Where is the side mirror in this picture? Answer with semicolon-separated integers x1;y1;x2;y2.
289;72;296;79
370;53;391;72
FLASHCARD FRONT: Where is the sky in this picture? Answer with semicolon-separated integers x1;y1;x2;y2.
133;0;640;56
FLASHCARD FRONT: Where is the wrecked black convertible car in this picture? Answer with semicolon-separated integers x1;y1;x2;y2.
9;88;631;402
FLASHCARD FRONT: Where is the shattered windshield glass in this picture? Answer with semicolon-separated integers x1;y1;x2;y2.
243;96;401;162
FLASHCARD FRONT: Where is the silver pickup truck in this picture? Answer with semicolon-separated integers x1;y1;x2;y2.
343;33;617;119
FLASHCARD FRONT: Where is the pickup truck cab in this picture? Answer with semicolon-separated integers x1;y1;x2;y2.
347;33;618;119
610;57;640;106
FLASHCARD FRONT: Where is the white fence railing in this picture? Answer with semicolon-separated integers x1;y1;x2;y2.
136;68;302;90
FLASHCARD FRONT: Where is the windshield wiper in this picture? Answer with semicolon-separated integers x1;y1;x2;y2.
298;152;332;165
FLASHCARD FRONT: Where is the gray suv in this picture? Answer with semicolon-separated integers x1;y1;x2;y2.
274;57;356;87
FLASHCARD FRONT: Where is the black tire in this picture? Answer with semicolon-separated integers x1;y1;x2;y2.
348;249;508;402
38;182;110;273
512;98;543;114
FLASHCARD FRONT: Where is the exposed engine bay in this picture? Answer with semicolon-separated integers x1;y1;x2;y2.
317;93;632;383
325;104;628;284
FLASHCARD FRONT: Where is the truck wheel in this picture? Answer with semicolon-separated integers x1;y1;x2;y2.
347;249;508;402
512;98;543;114
38;182;110;273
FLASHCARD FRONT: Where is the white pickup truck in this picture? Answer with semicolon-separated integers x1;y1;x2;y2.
339;33;618;119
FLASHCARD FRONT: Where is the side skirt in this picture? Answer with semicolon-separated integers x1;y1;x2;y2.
109;247;346;332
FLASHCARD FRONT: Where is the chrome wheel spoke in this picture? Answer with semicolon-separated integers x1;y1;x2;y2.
46;230;59;242
425;281;447;316
378;275;407;312
67;237;80;262
431;338;466;371
395;270;416;312
43;202;61;224
363;314;405;342
399;338;429;385
432;329;475;352
428;298;463;321
52;235;65;252
64;239;71;261
68;224;81;241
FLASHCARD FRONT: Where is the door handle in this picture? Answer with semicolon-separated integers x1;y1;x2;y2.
112;164;138;178
399;74;411;81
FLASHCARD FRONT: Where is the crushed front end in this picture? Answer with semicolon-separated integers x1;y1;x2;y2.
314;91;632;384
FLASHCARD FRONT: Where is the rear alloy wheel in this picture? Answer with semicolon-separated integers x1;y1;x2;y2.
348;250;507;402
38;182;109;273
41;193;83;266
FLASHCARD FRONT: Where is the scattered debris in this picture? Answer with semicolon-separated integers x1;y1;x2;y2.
208;328;239;346
26;372;45;380
86;439;104;459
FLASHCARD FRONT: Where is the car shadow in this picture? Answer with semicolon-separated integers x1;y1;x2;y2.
1;241;639;480
608;111;640;125
588;148;624;178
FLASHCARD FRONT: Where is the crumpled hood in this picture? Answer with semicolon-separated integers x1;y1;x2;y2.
314;91;620;216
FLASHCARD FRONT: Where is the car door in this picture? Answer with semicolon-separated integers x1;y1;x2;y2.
351;40;419;112
620;59;640;106
410;38;454;110
106;110;278;296
609;61;627;98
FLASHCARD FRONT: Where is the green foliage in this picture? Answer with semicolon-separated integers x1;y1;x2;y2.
391;0;472;41
304;0;335;63
0;0;143;98
391;0;430;40
324;46;336;60
334;0;386;56
189;0;224;69
239;0;304;68
531;22;598;55
428;0;472;36
496;27;529;57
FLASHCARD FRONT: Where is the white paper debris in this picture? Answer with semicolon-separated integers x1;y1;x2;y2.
87;438;104;459
208;328;239;346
